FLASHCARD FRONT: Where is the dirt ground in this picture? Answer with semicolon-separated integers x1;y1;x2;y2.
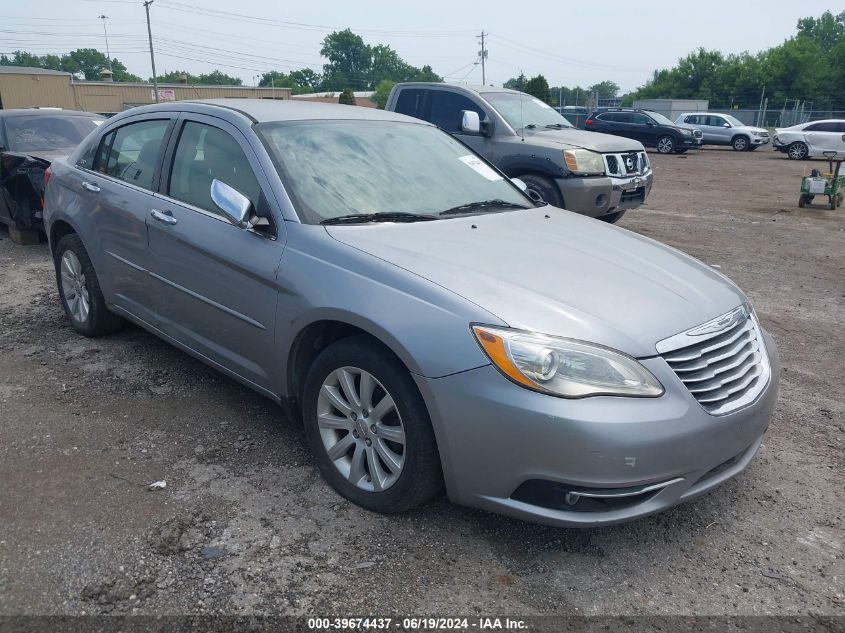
0;146;843;619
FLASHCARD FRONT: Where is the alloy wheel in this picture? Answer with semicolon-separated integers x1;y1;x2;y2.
316;366;406;493
60;251;90;324
788;142;808;160
657;137;674;154
733;137;748;151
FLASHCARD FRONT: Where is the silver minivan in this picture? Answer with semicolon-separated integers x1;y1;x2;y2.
44;100;779;528
676;112;770;151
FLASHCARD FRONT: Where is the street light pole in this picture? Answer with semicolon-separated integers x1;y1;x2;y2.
98;15;112;70
143;0;159;103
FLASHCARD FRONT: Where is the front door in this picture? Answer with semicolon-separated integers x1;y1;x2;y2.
146;115;286;393
428;90;494;159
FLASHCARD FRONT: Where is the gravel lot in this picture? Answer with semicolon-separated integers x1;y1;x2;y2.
0;146;843;619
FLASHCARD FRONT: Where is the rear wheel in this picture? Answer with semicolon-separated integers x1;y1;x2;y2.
54;234;124;337
302;336;442;513
787;142;809;160
656;136;675;154
732;135;750;151
519;174;564;207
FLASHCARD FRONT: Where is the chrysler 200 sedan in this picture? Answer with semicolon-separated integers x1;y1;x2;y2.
44;100;779;527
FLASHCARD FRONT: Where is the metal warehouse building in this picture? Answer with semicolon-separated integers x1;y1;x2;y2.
0;66;291;114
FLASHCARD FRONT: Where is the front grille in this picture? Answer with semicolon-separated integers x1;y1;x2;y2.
692;129;703;139
604;151;648;176
659;310;770;416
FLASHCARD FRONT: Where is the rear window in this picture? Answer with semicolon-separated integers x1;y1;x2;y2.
4;115;104;152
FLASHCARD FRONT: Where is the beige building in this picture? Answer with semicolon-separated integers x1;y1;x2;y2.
0;66;291;114
291;91;377;108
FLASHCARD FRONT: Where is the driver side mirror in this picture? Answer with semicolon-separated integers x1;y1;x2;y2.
511;177;528;193
460;110;481;135
211;179;254;228
722;122;731;128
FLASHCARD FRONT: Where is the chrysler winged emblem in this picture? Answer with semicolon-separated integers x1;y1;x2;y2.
687;305;748;337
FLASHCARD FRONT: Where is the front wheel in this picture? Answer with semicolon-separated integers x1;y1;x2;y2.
54;234;124;337
732;135;750;151
787;142;809;160
518;174;564;207
656;136;675;154
302;336;442;514
600;210;626;223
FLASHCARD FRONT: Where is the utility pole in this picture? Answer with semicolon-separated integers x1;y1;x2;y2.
98;15;112;69
478;31;488;85
144;0;159;103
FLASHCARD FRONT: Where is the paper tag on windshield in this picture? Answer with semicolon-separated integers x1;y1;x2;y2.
458;155;502;181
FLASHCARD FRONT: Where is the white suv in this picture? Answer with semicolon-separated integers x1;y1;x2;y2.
772;119;845;160
675;113;769;151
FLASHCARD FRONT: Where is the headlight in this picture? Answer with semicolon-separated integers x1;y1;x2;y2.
472;325;664;398
563;149;604;175
681;129;693;136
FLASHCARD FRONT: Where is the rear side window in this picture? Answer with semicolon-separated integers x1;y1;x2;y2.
393;89;427;120
168;121;260;216
95;119;169;191
428;91;486;133
597;112;619;122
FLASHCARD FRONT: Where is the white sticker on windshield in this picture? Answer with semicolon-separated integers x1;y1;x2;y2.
458;154;502;181
533;99;552;109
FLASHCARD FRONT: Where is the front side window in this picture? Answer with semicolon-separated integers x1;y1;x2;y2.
805;122;837;132
4;115;104;152
632;113;651;125
483;92;572;130
168;121;261;216
646;111;676;126
95;119;169;191
706;115;727;126
258;120;529;224
428;91;486;133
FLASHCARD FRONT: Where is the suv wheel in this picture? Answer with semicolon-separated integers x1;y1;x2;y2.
54;234;124;337
302;336;442;513
519;174;564;207
656;136;675;154
732;135;750;151
787;141;809;160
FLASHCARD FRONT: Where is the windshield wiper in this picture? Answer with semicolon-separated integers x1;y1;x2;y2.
544;123;571;129
438;199;531;216
320;212;438;225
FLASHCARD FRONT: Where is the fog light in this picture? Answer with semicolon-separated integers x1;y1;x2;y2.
595;194;607;207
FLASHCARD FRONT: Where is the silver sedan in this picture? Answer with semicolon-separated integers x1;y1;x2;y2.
44;100;778;527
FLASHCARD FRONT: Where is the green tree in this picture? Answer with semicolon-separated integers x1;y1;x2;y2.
338;88;357;105
796;10;845;51
196;70;242;85
588;80;619;99
0;49;140;81
524;74;551;103
410;65;440;82
503;73;527;91
320;29;371;91
372;79;395;109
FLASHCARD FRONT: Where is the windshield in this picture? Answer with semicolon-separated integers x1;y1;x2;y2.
4;115;104;152
258;120;530;224
722;114;745;127
646;111;676;126
483;92;573;131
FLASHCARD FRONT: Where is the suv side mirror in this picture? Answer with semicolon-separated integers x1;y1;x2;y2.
211;179;253;228
511;177;528;193
722;122;731;128
460;110;481;134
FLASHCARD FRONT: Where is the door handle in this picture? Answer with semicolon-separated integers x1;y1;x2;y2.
150;209;178;226
81;181;100;193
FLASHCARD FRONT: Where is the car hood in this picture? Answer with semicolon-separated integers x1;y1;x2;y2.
325;208;746;357
522;127;644;153
1;149;68;164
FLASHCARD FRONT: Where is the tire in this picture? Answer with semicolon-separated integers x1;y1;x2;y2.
787;142;809;160
799;194;808;208
830;197;837;211
302;335;442;514
54;233;124;337
748;145;759;151
600;210;626;223
674;148;688;154
732;135;750;151
519;174;564;207
656;136;675;154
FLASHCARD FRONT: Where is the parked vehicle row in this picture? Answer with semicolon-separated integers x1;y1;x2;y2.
0;108;104;243
772;119;845;160
42;98;779;529
585;108;703;154
385;83;653;224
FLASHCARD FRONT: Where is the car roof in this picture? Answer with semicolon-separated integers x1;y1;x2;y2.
394;82;522;96
113;99;430;125
0;108;103;118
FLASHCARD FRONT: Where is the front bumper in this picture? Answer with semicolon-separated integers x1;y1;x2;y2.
415;330;779;528
556;170;653;218
751;136;770;146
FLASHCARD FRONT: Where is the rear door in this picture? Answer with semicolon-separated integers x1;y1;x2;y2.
629;113;652;144
146;113;285;393
68;115;175;324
